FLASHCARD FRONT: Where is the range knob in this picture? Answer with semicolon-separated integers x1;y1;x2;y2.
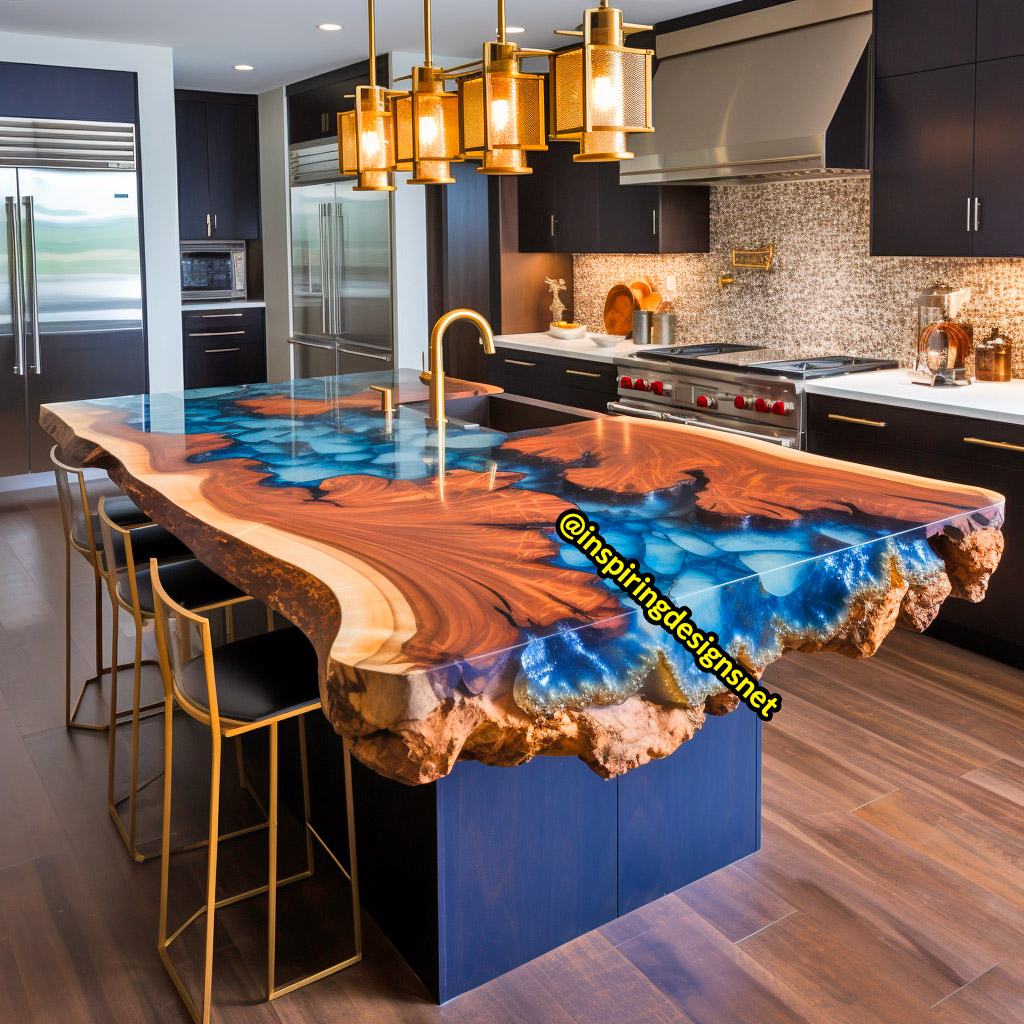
754;397;770;413
650;381;671;396
771;400;793;416
618;376;633;389
695;394;716;409
734;395;753;410
632;378;651;392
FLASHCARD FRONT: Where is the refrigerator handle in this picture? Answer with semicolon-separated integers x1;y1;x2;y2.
23;196;40;375
328;203;340;336
318;202;330;335
336;206;346;336
5;196;25;376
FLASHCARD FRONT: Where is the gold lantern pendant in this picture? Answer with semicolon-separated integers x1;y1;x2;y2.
458;2;547;175
338;0;396;191
391;1;461;185
552;0;654;162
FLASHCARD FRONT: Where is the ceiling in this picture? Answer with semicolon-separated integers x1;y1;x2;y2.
0;0;736;92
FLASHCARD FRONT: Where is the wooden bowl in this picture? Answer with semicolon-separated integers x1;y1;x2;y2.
603;284;636;336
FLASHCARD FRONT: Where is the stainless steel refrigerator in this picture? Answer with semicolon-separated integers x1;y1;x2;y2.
1;116;145;475
288;139;394;379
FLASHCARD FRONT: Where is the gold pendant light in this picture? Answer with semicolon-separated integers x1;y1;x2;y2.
338;0;396;191
551;0;654;161
457;0;547;175
391;0;462;184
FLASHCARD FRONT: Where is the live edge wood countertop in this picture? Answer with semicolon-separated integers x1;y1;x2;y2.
42;368;1004;784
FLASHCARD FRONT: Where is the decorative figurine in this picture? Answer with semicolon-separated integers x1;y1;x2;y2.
545;276;567;325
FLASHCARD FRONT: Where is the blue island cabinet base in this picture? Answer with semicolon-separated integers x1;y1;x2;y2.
348;709;761;1003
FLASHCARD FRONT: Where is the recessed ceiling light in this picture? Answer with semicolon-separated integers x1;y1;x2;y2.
317;22;343;31
233;64;254;71
505;26;526;33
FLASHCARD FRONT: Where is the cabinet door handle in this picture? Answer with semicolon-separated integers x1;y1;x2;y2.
652;209;658;235
188;330;246;337
200;312;244;318
566;368;601;378
550;214;556;237
967;197;973;232
827;413;887;428
204;346;241;354
504;358;536;367
206;212;212;237
974;197;981;232
964;436;1024;453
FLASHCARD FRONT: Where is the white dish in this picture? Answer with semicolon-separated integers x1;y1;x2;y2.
588;332;628;348
547;324;586;340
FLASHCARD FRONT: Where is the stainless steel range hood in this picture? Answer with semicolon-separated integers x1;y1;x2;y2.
622;0;872;185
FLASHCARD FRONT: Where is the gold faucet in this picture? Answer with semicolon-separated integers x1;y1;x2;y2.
420;308;496;430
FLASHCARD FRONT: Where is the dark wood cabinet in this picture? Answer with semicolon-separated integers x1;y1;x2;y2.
182;306;266;389
871;66;976;257
490;347;618;412
286;57;389;145
518;143;709;255
175;92;260;241
0;62;137;123
971;55;1024;256
874;0;977;78
806;393;1021;665
977;0;1024;62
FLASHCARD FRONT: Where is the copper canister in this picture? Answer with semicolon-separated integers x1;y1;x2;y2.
976;327;1012;382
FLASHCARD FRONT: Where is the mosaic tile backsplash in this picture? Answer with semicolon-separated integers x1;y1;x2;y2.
573;178;1024;377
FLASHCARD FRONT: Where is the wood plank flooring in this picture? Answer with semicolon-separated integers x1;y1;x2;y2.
1;482;1023;1023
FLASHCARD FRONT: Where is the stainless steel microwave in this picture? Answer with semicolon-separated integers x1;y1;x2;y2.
180;240;247;300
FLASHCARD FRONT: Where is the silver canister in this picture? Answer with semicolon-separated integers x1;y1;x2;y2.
651;312;677;346
632;309;652;344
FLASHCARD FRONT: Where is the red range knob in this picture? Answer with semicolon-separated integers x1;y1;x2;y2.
771;400;791;416
650;381;664;396
754;397;770;412
733;395;748;410
696;394;710;408
618;376;633;389
633;378;650;392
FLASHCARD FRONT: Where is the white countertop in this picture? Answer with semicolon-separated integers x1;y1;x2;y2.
804;369;1024;425
495;332;643;364
182;300;266;311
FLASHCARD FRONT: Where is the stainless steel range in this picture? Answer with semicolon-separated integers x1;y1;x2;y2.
611;345;898;448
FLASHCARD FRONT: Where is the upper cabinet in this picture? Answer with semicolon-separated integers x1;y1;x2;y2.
286;57;390;145
871;1;1024;256
175;91;260;241
518;143;709;255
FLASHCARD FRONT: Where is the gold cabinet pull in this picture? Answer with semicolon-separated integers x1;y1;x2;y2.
566;368;601;378
964;436;1024;453
504;358;536;367
827;413;887;428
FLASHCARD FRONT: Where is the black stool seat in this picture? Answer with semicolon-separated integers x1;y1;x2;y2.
124;558;247;616
107;523;190;573
72;495;149;551
180;627;321;723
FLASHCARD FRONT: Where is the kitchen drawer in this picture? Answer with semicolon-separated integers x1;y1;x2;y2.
493;348;619;392
491;366;614;413
183;306;264;329
807;393;1024;472
184;337;266;390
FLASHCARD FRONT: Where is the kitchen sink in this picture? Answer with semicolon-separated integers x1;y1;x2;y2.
409;392;602;431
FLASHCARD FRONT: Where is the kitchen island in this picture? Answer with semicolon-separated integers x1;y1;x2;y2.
42;368;1004;1000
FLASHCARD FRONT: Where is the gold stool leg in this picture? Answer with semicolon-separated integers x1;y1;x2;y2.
298;717;315;875
201;731;222;1024
267;721;279;999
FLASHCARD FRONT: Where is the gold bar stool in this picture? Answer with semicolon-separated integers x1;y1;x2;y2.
98;496;250;862
150;561;362;1024
51;445;153;730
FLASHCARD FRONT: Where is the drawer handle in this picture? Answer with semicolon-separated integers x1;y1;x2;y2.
964;436;1024;453
504;358;536;367
827;413;887;428
204;346;241;354
200;312;244;319
566;368;601;378
188;330;247;337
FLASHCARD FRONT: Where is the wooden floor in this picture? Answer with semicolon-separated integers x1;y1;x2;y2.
1;481;1023;1024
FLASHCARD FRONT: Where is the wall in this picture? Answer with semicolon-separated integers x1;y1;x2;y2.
257;86;292;382
0;31;183;392
574;178;1024;377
